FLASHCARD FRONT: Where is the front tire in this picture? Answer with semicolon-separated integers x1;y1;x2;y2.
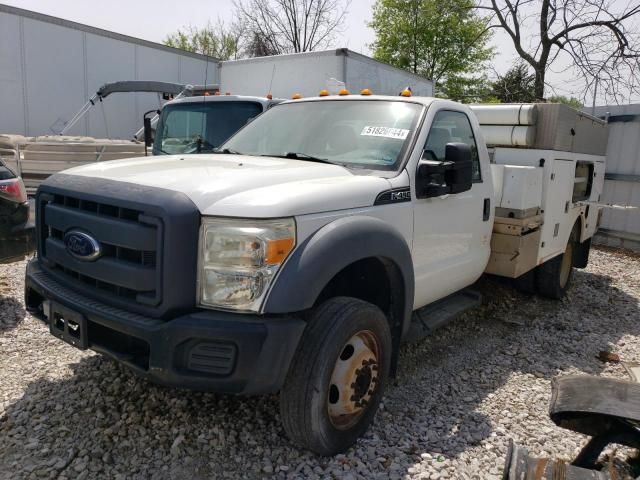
279;297;392;456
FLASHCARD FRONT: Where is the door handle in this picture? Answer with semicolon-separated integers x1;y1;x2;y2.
483;198;491;221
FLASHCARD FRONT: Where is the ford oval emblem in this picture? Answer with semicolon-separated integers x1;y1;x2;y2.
63;230;102;261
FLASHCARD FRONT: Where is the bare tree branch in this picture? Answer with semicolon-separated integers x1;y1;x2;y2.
234;0;350;56
478;0;640;102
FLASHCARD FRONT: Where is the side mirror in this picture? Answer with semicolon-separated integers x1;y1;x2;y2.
143;117;153;148
416;142;473;198
444;143;473;194
142;109;159;156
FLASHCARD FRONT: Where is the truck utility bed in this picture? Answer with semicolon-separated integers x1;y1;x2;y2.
473;103;607;279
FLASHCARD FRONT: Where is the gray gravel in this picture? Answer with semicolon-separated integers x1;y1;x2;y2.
1;247;639;479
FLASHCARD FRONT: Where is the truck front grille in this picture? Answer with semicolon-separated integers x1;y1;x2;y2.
36;175;200;319
39;193;162;307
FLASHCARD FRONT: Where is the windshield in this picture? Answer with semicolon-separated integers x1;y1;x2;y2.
154;101;263;154
220;100;423;170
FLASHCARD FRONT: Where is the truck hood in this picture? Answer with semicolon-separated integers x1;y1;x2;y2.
62;154;392;217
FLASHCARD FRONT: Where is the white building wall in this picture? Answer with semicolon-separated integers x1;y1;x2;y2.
0;5;218;139
590;104;640;250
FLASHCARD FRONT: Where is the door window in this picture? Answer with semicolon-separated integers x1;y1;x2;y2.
424;110;482;182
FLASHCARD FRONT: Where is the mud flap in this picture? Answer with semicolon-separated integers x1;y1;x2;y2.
549;375;640;469
573;238;591;269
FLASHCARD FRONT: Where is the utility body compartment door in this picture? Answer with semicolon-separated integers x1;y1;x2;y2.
410;104;494;310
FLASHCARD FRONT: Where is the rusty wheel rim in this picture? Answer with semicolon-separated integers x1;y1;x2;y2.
327;330;380;430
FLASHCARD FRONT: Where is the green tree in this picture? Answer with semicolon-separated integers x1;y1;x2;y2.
369;0;494;93
438;75;494;103
547;95;583;109
490;63;536;103
164;20;243;60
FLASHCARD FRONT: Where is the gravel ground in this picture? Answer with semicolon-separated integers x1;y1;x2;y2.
1;247;639;480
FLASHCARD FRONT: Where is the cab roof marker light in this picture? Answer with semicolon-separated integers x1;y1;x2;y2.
319;89;330;97
225;92;231;95
338;88;350;96
292;93;302;99
267;93;273;99
400;87;412;97
214;91;221;96
360;88;372;96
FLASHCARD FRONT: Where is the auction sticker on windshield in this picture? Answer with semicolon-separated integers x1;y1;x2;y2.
360;126;410;140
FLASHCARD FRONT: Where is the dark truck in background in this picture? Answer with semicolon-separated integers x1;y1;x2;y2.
0;160;34;263
145;94;282;155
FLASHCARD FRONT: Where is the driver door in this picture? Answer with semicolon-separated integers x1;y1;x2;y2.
412;109;493;309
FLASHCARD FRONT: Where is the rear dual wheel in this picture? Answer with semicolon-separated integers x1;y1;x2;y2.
514;229;577;299
280;297;392;456
536;230;576;299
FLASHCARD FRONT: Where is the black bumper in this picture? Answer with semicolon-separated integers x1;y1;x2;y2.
25;260;306;395
0;220;35;263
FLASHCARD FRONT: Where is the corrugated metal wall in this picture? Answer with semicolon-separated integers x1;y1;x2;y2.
591;104;640;250
0;5;219;140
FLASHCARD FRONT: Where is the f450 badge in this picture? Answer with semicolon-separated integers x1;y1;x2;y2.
374;188;412;205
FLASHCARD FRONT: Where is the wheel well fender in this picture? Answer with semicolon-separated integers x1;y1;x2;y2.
263;215;414;335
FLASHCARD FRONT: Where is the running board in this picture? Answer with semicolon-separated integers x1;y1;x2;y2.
405;289;482;343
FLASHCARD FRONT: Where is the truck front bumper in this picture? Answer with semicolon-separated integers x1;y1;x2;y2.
25;260;306;395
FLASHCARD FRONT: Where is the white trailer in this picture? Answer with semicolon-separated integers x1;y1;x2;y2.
219;49;434;98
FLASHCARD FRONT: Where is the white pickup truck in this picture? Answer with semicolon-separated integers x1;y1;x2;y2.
24;93;606;455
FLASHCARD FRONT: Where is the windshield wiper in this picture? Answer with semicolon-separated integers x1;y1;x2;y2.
264;152;335;165
215;147;243;155
155;147;173;155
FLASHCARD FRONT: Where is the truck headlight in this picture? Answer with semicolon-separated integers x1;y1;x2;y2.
198;217;296;311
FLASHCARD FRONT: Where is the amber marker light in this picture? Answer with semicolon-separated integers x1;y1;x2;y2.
318;89;330;97
266;238;295;265
360;88;372;96
338;88;350;96
292;93;302;99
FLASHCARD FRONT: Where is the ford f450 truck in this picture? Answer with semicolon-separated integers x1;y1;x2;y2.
24;93;606;455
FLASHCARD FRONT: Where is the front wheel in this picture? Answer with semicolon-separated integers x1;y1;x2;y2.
279;297;392;455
